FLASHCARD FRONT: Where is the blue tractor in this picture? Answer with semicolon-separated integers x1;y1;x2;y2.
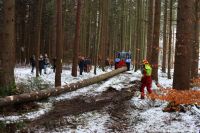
114;51;131;70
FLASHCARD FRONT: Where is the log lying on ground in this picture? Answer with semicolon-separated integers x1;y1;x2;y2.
0;67;127;107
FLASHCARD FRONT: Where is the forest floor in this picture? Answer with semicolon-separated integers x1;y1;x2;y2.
0;66;200;133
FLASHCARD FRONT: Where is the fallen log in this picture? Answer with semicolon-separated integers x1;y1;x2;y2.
0;67;127;107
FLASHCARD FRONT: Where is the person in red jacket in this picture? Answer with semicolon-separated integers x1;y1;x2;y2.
140;60;152;99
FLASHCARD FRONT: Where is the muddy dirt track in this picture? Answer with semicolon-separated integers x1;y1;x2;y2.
19;80;141;132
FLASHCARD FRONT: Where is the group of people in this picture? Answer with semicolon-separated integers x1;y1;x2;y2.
30;53;152;99
30;54;56;75
78;56;92;75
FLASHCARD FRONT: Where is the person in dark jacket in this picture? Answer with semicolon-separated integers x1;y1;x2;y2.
43;53;49;74
79;56;85;75
52;57;56;73
38;54;44;75
30;54;36;73
125;54;131;71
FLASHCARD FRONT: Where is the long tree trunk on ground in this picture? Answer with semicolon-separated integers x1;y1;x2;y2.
162;0;168;73
55;0;63;87
0;0;15;93
0;67;127;107
72;0;81;77
173;0;195;90
167;0;173;79
147;0;154;63
191;0;200;79
151;0;161;83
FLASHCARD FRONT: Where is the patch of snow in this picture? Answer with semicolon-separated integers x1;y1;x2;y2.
0;102;52;123
52;111;109;133
134;106;199;132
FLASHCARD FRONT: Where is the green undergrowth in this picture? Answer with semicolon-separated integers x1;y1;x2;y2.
0;83;17;97
17;77;53;94
0;121;26;132
0;77;52;97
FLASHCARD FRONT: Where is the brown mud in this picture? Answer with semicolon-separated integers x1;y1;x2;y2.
18;80;141;132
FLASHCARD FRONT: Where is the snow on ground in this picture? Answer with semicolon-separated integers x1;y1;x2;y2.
1;66;200;132
158;69;173;88
15;65;112;86
134;106;199;132
55;111;109;133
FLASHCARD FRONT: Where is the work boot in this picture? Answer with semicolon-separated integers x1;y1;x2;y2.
141;92;145;99
141;95;145;99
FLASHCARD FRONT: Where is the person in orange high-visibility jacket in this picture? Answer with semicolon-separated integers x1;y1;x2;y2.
140;60;152;99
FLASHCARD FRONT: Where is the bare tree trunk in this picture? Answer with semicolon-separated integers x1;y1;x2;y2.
52;0;57;58
99;0;109;71
173;0;195;90
191;0;200;79
162;0;168;73
55;0;63;86
147;0;154;63
151;0;161;83
0;0;15;91
35;0;44;77
168;0;173;79
72;0;82;77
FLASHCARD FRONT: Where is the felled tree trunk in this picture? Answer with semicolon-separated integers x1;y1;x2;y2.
0;67;127;107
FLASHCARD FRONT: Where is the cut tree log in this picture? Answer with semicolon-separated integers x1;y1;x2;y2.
0;67;127;107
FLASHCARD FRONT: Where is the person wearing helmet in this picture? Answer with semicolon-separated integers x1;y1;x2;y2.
140;59;152;99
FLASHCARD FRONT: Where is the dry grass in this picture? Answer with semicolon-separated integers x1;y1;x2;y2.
148;88;200;105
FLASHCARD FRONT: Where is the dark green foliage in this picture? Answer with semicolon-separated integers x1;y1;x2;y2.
0;82;16;97
0;121;26;132
17;77;52;93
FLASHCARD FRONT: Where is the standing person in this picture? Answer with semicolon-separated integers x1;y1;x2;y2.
52;57;56;73
115;52;120;69
125;54;131;71
30;54;36;73
38;54;44;75
79;56;85;75
84;57;89;72
140;59;152;99
43;53;49;74
87;57;92;72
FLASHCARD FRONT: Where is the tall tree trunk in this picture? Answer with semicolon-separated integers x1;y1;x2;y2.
35;0;44;77
168;0;173;79
55;0;63;86
191;0;200;79
52;0;57;58
151;0;161;83
147;0;154;63
94;1;101;75
72;0;81;77
162;0;168;73
173;0;195;90
135;0;142;71
0;0;15;90
99;0;109;71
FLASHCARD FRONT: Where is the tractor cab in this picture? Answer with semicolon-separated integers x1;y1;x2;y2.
114;51;131;70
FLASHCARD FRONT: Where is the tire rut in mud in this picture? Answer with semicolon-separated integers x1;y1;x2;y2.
22;80;141;132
